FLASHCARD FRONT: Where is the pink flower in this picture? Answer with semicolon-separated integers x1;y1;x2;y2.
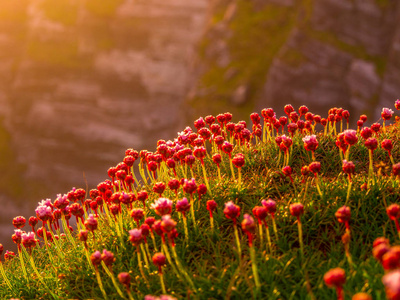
183;178;197;194
395;99;400;110
161;215;177;233
54;194;69;210
84;214;98;232
176;198;191;215
343;130;358;146
382;269;400;300
21;232;36;248
302;135;318;152
223;201;240;221
35;205;53;222
382;107;394;121
151;198;173;216
129;228;143;246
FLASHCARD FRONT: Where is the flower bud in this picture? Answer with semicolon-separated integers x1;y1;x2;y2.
290;203;304;218
261;199;276;214
129;229;143;247
364;138;378;151
176;198;191;214
118;272;131;288
335;206;351;223
101;249;115;266
90;250;102;266
232;153;245;168
323;267;346;288
12;216;26;229
309;161;321;174
387;204;400;221
223;201;241;221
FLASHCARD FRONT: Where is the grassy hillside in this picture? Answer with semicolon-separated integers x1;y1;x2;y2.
1;103;400;299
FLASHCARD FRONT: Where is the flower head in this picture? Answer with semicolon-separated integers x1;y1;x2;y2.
382;269;400;300
35;205;53;222
176;198;191;214
223;201;241;221
232;153;245;168
382;107;394;121
12;216;26;229
343;130;358;146
151;198;173;216
290;203;304;218
84;214;98;232
323;267;346;288
129;228;143;246
302;135;318;152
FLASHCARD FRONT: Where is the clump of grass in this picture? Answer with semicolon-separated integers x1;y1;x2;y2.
1;103;400;299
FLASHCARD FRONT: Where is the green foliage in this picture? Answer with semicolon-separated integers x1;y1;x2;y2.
1;106;400;299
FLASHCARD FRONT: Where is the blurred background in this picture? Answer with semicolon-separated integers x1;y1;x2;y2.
0;0;399;250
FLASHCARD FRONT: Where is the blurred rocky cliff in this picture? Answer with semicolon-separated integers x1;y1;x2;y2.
1;0;400;248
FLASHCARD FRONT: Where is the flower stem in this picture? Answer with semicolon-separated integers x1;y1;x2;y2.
229;158;236;181
233;224;242;259
95;267;108;300
201;163;211;194
159;272;167;294
0;261;13;291
183;215;189;244
297;219;304;260
249;245;261;291
170;244;196;290
101;261;125;299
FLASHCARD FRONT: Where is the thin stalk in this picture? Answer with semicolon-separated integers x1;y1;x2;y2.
161;243;181;280
368;149;374;185
272;217;279;241
159;272;167;294
22;246;57;299
137;249;150;287
201;163;211;194
233;224;242;259
47;220;64;259
95;267;108;300
258;223;264;248
140;244;150;267
18;248;28;281
148;231;157;252
345;180;352;205
170;245;196;290
0;261;13;291
61;214;77;249
183;215;189;244
297;219;304;260
314;175;323;198
249;246;261;291
101;261;126;299
229;158;236;181
189;195;197;231
238;168;242;186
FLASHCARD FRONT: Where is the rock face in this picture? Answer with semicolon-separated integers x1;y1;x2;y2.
259;0;400;119
0;0;208;193
187;0;400;123
0;0;209;250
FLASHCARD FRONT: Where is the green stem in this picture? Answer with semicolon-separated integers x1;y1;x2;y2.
368;149;374;185
159;272;167;294
18;248;28;281
61;215;77;249
249;246;261;291
258;223;264;248
95;268;108;300
233;224;242;259
297;220;304;260
161;243;181;280
229;158;236;181
183;215;189;244
189;195;197;231
201;163;211;195
0;261;13;291
170;245;196;290
314;175;323;198
101;261;126;299
345;180;352;206
272;217;279;241
140;243;150;267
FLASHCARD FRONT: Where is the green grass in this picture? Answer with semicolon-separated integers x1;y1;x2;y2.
0;104;400;299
